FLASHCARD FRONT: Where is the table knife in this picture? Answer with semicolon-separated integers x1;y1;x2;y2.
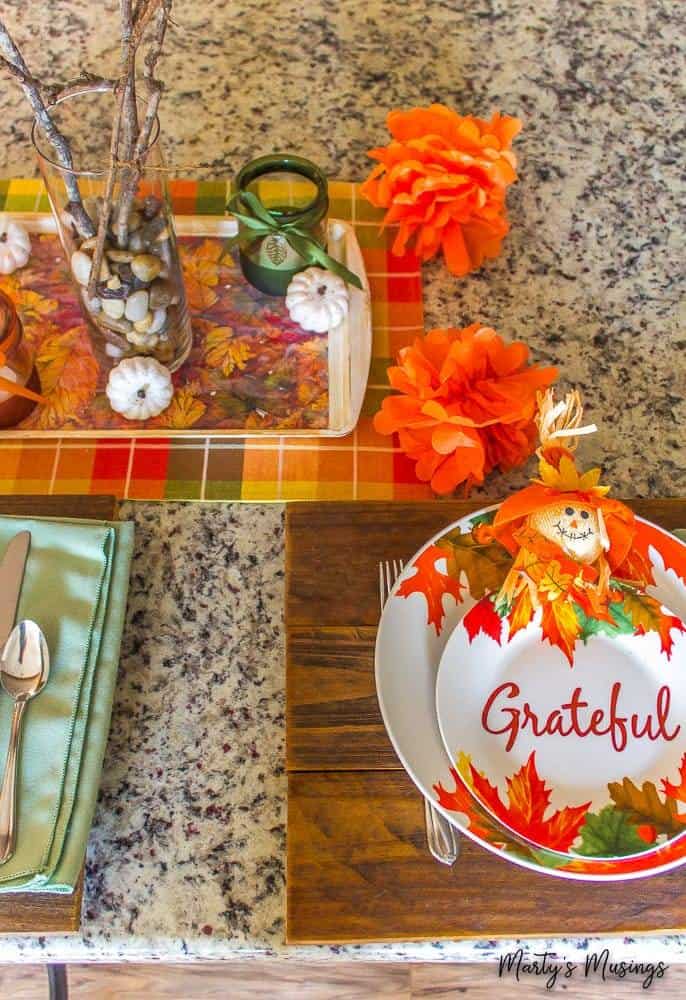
0;531;31;650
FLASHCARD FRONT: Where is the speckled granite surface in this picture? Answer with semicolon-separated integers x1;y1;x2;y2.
0;0;685;964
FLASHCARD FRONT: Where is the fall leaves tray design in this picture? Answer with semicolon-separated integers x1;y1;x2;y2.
0;216;370;437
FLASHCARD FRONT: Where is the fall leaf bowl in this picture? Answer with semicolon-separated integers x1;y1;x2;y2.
375;504;686;880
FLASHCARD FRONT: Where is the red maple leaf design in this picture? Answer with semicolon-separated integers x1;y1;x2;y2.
656;613;686;659
397;544;464;634
463;596;503;645
434;769;495;842
469;752;591;852
661;753;686;810
633;521;686;588
624;590;686;660
433;768;522;847
634;615;686;659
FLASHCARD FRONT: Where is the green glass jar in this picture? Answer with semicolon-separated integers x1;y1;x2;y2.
233;154;329;296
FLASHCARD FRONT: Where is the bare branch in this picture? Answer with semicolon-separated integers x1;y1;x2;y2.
134;80;162;160
119;0;138;162
87;85;125;297
114;0;170;245
143;1;170;81
45;72;115;107
0;18;95;237
133;0;163;48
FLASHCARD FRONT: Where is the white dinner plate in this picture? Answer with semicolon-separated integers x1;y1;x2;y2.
435;596;686;860
375;504;686;880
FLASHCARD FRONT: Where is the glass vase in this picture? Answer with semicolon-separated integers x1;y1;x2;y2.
32;87;192;372
234;154;328;296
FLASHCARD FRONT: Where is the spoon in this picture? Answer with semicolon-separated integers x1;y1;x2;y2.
0;620;50;865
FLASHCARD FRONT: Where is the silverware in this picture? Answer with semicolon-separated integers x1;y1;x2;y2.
0;620;50;864
0;531;31;647
378;559;460;867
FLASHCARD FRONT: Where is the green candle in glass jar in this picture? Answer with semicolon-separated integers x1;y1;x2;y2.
232;155;329;297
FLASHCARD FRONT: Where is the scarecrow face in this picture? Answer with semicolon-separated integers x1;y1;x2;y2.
529;502;606;564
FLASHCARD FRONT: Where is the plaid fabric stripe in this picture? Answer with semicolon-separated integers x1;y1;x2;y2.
0;178;432;501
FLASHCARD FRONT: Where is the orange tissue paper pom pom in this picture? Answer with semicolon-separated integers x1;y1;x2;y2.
360;104;522;276
373;325;558;495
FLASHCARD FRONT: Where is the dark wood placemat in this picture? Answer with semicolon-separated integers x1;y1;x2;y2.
286;499;686;944
0;494;117;934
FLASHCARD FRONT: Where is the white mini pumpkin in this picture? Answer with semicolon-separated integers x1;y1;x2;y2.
0;218;31;275
106;356;173;420
285;267;349;333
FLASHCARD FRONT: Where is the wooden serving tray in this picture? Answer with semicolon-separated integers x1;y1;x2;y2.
3;216;371;439
286;499;686;944
0;493;117;934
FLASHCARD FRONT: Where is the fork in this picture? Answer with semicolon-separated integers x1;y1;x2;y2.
378;559;460;867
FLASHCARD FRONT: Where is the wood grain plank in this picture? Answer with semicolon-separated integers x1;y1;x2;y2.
4;961;686;1000
286;499;686;627
287;770;686;944
68;963;410;1000
0;494;117;933
0;871;84;934
287;626;392;771
0;495;116;520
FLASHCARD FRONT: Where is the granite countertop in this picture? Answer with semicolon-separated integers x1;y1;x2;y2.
0;0;684;965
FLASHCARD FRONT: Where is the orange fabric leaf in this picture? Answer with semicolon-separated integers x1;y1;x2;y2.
508;587;534;639
540;597;580;666
397;544;464;634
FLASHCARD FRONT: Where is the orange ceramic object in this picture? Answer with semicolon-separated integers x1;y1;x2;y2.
0;290;44;428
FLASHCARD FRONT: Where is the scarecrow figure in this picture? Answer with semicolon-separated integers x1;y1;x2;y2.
475;390;656;638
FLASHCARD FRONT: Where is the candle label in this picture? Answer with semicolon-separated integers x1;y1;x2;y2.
259;234;300;270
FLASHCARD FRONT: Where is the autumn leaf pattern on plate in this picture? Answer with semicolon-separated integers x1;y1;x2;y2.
435;751;686;863
400;508;685;661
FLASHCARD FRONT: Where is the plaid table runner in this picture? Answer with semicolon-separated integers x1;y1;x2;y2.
0;178;430;501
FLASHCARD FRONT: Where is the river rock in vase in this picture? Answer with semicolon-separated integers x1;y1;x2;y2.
70;194;189;369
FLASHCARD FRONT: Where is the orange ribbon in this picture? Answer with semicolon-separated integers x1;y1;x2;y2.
0;348;47;405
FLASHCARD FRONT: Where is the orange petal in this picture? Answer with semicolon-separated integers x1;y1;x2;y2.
431;424;481;455
440;222;472;276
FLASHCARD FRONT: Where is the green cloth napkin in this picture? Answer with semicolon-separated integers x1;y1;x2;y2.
0;515;133;893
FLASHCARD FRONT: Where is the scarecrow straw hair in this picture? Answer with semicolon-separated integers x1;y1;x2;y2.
535;389;597;456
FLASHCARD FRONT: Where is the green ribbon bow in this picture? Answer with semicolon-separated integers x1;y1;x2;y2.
227;191;363;290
